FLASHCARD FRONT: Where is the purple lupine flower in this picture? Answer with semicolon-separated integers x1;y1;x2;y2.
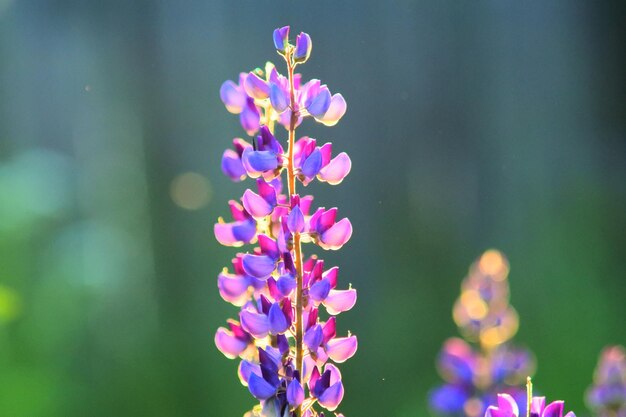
308;207;353;250
485;393;576;417
269;77;347;129
214;26;355;417
213;200;257;247
430;251;536;417
586;345;626;417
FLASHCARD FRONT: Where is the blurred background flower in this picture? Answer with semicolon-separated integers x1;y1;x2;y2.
430;250;535;417
0;1;624;417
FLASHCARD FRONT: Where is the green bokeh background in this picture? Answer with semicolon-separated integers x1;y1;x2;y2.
0;1;624;416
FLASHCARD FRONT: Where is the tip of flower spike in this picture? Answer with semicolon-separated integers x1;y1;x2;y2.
294;32;312;64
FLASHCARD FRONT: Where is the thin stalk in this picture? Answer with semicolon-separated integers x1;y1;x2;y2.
285;50;304;417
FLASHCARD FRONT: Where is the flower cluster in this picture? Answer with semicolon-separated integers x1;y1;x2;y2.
586;345;626;417
214;26;356;417
430;250;536;417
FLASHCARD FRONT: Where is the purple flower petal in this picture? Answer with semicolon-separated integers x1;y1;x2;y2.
270;83;289;113
257;234;279;260
217;272;249;306
326;336;358;363
543;402;564;417
287;205;305;233
221;149;246;181
273;26;289;52
242;254;275;279
318;381;344;411
242;189;274;219
213;219;255;247
306;86;331;118
323;289;357;315
531;397;546;417
319;218;353;250
268;303;289;335
277;274;297;296
301;148;323;178
487;394;519;417
318;152;351;185
430;384;468;413
244;72;270;100
304;324;324;351
309;279;331;303
240;97;260;136
287;379;305;407
317;93;347;126
248;373;277;400
220;79;246;114
242;149;279;175
294;32;312;64
238;360;261;386
214;327;248;359
240;309;270;338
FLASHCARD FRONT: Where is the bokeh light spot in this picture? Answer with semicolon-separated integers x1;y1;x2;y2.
170;172;212;210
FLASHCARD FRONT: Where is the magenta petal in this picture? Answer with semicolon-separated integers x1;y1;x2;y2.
215;327;248;359
318;381;344;411
326;336;358;363
244;72;270;100
318;152;351;185
242;254;275;278
268;303;289;335
220;80;246;114
324;289;356;315
543;402;564;417
563;412;576;417
319;218;353;250
214;222;239;247
531;397;546;417
248;373;277;400
495;394;519;417
287;380;305;407
242;189;273;219
322;317;337;343
240;309;270;338
318;93;347;127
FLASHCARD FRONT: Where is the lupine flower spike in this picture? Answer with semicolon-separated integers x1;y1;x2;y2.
586;345;626;417
430;250;536;417
215;27;355;417
484;378;576;417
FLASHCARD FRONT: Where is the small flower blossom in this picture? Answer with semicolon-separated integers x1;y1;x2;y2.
214;26;355;417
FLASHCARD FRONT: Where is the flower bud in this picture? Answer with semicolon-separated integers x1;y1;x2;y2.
273;26;290;53
294;32;312;64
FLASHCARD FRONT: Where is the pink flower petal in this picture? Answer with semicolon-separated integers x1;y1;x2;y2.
318;152;351;185
323;289;357;315
326;336;358;363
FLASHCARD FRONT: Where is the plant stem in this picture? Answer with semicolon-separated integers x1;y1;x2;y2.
286;51;304;417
